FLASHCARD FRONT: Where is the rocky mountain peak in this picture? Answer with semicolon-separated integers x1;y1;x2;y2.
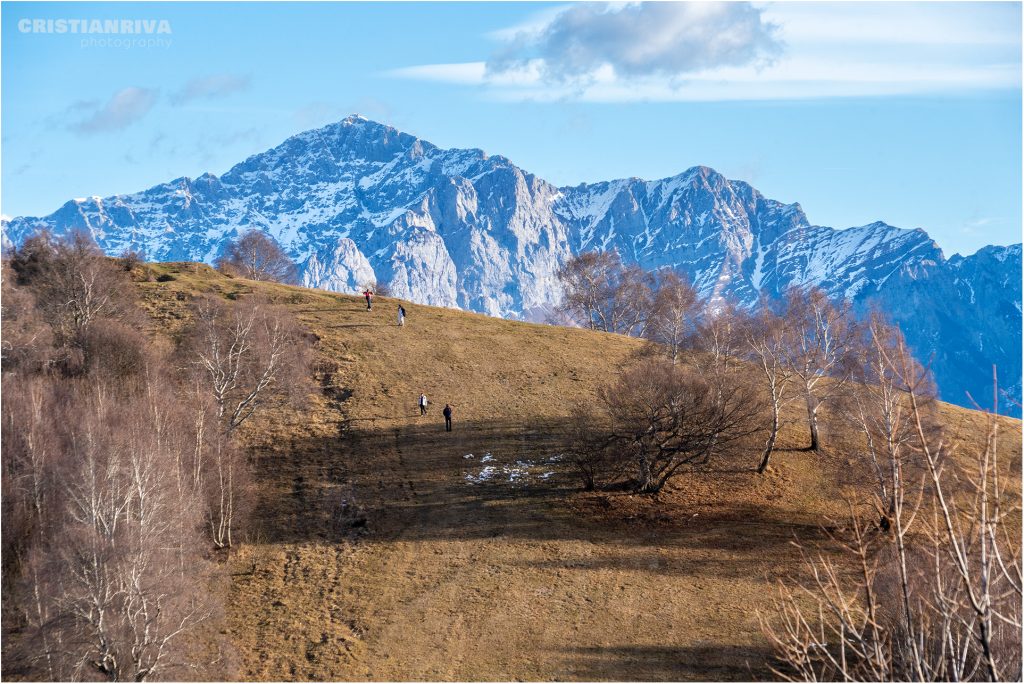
1;119;1019;414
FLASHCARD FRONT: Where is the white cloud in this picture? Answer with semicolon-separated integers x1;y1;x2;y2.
488;2;782;82
172;74;251;104
71;87;158;134
389;2;1020;102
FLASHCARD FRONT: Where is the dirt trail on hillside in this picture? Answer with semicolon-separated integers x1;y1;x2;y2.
228;407;827;681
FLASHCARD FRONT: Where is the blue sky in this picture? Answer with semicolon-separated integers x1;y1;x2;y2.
2;1;1020;257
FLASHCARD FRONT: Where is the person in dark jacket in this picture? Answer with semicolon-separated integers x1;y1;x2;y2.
397;305;406;326
443;404;453;432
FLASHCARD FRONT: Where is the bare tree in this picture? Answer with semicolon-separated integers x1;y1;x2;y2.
644;270;700;364
844;313;936;527
564;404;621;491
761;356;1021;681
745;305;800;473
778;287;859;452
554;250;653;336
186;295;309;437
686;300;748;383
590;359;764;494
184;295;310;547
216;230;298;284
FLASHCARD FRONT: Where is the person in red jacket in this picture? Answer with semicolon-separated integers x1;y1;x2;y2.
362;288;373;310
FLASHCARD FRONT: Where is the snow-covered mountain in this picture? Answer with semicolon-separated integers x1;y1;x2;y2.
3;115;1020;413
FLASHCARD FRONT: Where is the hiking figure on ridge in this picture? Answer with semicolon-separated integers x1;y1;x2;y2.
363;288;373;310
397;305;406;327
443;404;453;432
419;393;428;416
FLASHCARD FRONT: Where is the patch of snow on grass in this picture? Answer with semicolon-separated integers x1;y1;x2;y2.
465;465;498;483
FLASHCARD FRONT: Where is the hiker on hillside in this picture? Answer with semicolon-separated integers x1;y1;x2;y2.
443;404;453;432
397;305;406;327
419;393;428;416
363;288;374;310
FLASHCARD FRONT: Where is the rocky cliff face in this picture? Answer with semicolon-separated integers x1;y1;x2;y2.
3;115;1020;413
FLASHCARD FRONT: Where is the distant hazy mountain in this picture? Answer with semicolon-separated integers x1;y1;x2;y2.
3;115;1020;414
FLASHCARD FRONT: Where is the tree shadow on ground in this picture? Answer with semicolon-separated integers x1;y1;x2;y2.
247;416;838;572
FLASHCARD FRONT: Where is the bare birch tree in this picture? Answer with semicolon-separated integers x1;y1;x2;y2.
761;350;1021;681
184;295;310;547
554;250;653;336
644;270;700;364
778;287;859;452
845;313;937;527
745;305;799;473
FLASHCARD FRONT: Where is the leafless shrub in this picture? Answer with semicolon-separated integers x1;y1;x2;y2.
8;229;138;346
564;404;621;491
74;320;152;380
118;246;145;271
588;359;764;494
215;230;298;284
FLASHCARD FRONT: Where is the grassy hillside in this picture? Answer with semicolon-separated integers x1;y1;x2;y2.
137;263;1021;681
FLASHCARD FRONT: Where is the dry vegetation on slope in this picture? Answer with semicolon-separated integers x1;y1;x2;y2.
131;263;1021;681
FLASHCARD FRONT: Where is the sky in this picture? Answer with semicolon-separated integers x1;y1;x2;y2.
2;1;1021;257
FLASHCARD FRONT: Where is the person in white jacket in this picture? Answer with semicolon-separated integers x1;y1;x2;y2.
419;393;428;416
398;305;406;327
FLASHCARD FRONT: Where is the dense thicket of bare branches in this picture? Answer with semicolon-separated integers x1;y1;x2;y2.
216;230;298;284
2;229;313;680
761;337;1021;681
576;360;764;494
4;377;214;681
8;230;138;346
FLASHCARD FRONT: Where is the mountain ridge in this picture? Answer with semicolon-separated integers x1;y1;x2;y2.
2;115;1020;413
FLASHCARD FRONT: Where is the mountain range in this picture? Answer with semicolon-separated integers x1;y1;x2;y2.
2;115;1020;414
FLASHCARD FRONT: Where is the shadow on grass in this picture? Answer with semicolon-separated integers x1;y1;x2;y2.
246;416;836;568
551;643;778;681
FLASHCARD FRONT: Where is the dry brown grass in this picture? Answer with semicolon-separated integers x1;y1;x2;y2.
134;263;1021;681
